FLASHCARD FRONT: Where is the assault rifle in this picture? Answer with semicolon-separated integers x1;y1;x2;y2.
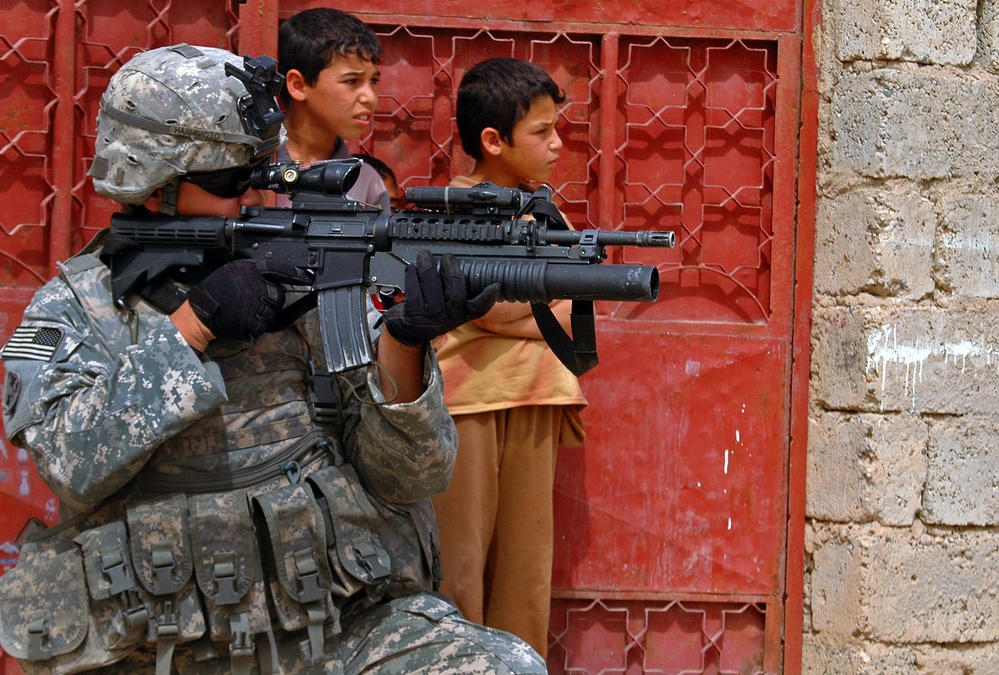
107;159;674;375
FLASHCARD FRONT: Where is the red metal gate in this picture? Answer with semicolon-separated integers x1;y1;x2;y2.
0;1;813;672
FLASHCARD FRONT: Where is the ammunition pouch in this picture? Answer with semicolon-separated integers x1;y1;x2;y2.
0;464;440;674
0;495;206;675
189;492;269;672
307;464;439;602
253;483;338;662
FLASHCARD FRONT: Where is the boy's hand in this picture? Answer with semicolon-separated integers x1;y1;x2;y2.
382;250;500;347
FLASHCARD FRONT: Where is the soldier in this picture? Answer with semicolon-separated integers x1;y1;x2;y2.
0;44;544;675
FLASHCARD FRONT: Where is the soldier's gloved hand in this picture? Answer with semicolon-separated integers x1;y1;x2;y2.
381;250;500;347
187;260;308;341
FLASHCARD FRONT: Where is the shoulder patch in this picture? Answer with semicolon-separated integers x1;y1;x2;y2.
3;370;19;417
1;326;64;362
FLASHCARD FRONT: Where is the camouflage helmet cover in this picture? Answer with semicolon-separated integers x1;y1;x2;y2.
90;44;282;204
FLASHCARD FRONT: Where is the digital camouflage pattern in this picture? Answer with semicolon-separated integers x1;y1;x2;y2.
88;595;547;674
0;248;547;673
89;44;277;205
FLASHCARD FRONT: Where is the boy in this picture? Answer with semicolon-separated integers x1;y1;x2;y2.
277;8;391;211
0;44;543;674
431;56;588;658
354;152;402;211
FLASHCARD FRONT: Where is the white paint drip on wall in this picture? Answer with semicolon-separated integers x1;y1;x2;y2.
867;324;930;409
866;324;992;410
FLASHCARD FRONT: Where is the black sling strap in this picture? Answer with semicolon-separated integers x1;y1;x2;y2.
522;196;599;377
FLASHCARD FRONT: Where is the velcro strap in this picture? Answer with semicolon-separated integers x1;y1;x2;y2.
153;598;180;675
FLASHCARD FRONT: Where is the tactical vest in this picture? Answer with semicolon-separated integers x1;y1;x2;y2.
0;253;442;674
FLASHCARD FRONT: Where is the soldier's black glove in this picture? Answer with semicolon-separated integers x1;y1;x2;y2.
187;260;308;340
381;250;500;347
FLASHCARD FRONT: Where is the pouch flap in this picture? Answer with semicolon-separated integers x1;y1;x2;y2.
0;546;88;660
253;484;332;604
189;492;257;605
306;465;391;587
75;520;137;601
127;493;193;595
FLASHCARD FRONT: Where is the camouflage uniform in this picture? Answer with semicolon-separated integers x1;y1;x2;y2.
0;44;547;675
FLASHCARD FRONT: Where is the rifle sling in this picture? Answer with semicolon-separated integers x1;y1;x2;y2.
531;301;598;377
270;292;318;332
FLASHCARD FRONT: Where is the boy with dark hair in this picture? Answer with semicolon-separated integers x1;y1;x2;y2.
354;152;401;211
277;8;391;210
431;56;588;658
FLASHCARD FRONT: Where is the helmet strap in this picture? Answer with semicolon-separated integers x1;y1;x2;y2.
160;178;180;216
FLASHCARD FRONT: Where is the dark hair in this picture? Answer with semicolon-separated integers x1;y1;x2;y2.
352;153;396;183
278;8;383;103
456;57;566;161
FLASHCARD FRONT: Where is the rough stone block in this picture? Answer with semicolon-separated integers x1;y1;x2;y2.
810;534;864;639
814;186;935;298
830;70;999;181
980;0;999;70
832;0;977;65
812;304;999;413
802;638;917;674
937;194;999;299
810;525;999;643
807;413;926;524
923;417;999;526
802;637;999;673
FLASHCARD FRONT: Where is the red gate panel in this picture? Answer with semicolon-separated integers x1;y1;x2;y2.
344;18;799;672
2;2;809;672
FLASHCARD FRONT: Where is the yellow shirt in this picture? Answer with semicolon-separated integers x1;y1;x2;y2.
434;176;588;420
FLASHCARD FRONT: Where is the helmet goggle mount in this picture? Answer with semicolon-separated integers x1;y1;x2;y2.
224;54;285;158
162;55;284;210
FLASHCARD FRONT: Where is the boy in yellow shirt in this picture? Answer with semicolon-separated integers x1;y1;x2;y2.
431;56;587;659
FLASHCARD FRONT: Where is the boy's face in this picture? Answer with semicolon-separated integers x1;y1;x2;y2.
296;52;380;141
383;176;401;211
499;94;563;184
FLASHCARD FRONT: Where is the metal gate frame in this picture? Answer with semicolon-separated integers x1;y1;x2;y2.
0;0;819;672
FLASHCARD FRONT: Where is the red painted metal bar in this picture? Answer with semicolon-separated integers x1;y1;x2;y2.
331;0;799;33
48;0;75;274
597;31;619;234
237;0;279;59
783;0;821;672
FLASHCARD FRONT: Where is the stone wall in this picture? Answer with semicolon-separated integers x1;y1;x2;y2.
805;0;999;670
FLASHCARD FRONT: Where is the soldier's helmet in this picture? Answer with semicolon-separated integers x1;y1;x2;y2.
89;43;284;205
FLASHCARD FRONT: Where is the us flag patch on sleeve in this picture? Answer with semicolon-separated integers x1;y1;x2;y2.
1;326;64;362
